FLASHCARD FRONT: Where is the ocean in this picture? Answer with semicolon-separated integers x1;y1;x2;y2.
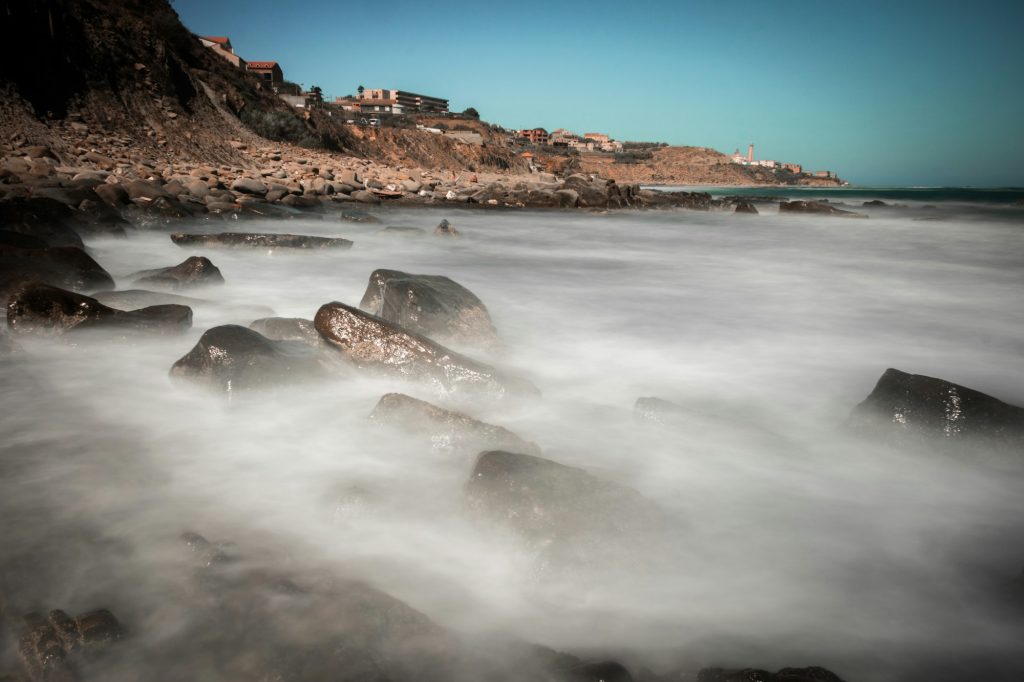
2;193;1023;680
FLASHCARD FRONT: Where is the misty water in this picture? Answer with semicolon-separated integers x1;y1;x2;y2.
3;198;1024;680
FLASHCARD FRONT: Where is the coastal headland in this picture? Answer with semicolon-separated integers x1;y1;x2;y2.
0;0;841;223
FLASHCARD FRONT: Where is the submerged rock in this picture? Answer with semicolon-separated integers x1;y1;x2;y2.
434;219;459;236
382;225;426;235
734;200;759;214
779;200;865;218
696;667;845;682
465;450;665;564
369;392;540;457
17;609;123;681
314;302;537;403
170;232;353;249
131;256;225;289
7;283;192;336
170;325;323;392
848;368;1024;453
359;269;498;349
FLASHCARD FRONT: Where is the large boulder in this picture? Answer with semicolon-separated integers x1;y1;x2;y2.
779;200;865;218
170;325;322;392
7;283;192;336
340;208;380;223
848;368;1024;453
464;450;665;565
358;269;498;349
130;256;225;289
314;302;538;403
0;243;115;300
171;232;353;249
368;393;540;458
0;197;86;247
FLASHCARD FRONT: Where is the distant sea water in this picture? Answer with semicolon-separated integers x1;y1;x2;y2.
657;185;1024;206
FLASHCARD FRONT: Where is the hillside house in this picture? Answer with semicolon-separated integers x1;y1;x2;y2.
199;36;246;69
246;61;283;87
518;128;549;145
357;89;449;113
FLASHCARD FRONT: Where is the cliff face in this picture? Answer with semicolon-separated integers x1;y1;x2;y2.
578;146;842;186
0;0;523;174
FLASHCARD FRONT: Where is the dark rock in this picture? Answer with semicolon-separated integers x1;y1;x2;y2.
734;201;759;214
0;197;85;247
564;661;634;682
697;666;845;682
248;317;321;347
130;256;225;289
7;283;192;336
779;200;866;218
170;232;353;249
340;208;381;223
862;199;888;207
75;198;130;237
465;450;664;563
848;368;1024;453
314;302;538;403
434;219;459;236
369;393;540;457
279;194;324;210
0;229;50;249
17;609;123;681
359;269;498;349
170;325;322;392
0;244;115;302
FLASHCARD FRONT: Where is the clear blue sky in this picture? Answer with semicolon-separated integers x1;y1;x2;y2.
173;0;1024;186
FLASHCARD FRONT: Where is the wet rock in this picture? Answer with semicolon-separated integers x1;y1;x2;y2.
465;450;664;563
0;244;115;302
359;269;498;349
734;201;759;214
170;232;353;249
17;609;123;681
696;666;845;682
170;324;322;392
779;200;865;218
862;199;888;207
170;532;462;682
314;302;538;403
0;229;49;249
7;283;192;336
434;219;459;236
369;393;540;457
848;368;1024;453
0;197;86;248
340;208;380;223
130;256;225;289
248;317;322;347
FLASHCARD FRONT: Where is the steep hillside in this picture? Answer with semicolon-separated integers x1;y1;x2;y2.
0;0;522;175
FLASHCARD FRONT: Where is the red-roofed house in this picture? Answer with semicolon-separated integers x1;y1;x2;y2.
199;36;246;69
246;61;285;89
